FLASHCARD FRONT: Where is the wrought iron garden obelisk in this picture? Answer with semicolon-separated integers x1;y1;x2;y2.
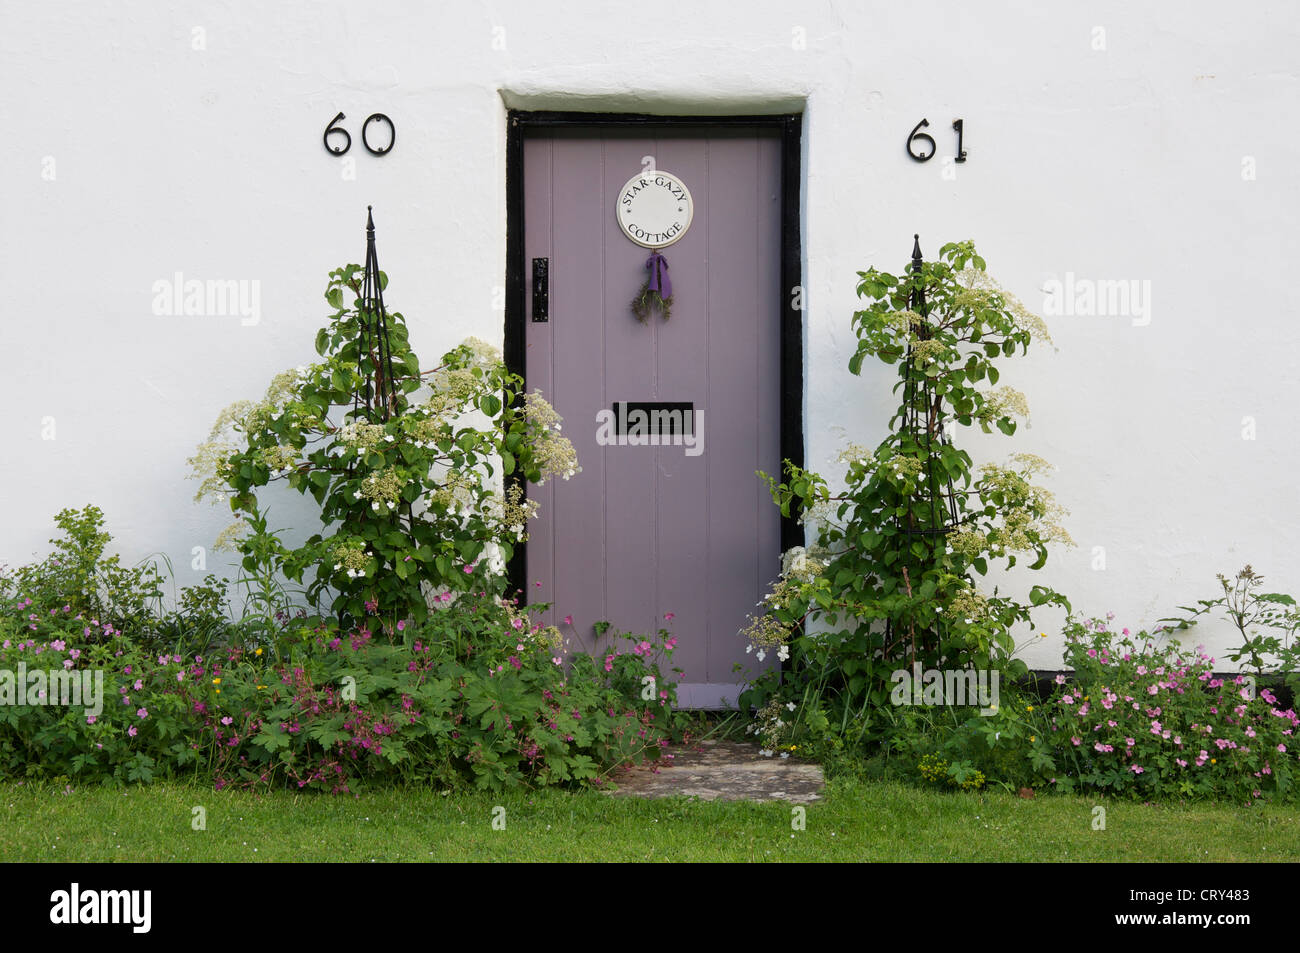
887;235;962;661
354;206;400;423
899;234;960;548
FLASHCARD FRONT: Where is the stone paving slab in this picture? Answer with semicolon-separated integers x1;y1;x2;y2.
608;739;824;804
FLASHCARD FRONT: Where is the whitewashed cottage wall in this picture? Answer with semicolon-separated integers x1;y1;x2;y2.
2;0;1297;667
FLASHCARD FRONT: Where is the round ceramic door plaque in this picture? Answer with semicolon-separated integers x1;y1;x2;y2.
616;170;694;248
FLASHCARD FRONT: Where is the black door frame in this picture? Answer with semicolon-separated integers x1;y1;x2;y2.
503;109;805;595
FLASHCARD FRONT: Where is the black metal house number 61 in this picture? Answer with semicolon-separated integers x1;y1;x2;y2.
907;118;966;163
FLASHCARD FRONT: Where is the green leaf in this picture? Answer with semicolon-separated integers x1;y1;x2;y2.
1259;593;1296;606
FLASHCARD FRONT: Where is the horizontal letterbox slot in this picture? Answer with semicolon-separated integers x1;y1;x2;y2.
612;401;696;436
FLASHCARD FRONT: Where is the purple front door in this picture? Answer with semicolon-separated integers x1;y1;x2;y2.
521;123;783;708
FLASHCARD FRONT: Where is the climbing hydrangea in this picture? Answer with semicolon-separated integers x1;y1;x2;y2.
741;240;1072;756
189;261;576;626
946;583;990;622
357;467;406;513
331;538;374;579
524;391;581;484
979;386;1030;421
338;422;388;451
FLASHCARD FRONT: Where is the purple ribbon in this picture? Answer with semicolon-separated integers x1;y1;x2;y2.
645;252;672;299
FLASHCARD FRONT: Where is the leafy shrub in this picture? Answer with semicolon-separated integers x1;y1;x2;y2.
1;505;164;642
0;584;683;791
1161;565;1300;695
0;505;248;659
740;241;1070;754
941;616;1300;802
190;264;578;628
917;751;985;791
855;697;1027;792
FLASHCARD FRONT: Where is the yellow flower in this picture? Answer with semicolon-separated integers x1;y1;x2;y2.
212;677;221;685
255;648;263;656
1040;632;1047;638
256;684;266;690
215;689;221;695
1030;736;1036;742
1026;705;1034;712
1211;758;1217;764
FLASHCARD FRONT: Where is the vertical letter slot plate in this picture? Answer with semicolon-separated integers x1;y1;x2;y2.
532;257;549;322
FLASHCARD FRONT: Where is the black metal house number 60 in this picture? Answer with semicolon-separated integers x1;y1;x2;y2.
323;111;396;156
907;118;966;163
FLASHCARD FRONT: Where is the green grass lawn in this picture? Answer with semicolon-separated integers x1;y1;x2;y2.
3;778;1297;862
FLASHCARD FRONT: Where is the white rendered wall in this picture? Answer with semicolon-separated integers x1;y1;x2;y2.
2;1;1297;668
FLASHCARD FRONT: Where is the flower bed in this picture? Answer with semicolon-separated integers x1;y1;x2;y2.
0;509;684;793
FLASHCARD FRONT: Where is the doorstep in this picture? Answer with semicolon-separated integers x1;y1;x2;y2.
607;739;824;803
